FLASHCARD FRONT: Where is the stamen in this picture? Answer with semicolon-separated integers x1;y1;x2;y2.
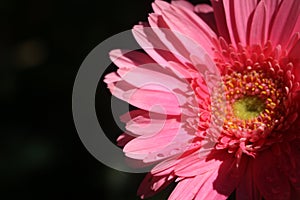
196;38;300;159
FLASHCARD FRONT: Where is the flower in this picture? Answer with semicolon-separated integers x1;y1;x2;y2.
104;0;300;199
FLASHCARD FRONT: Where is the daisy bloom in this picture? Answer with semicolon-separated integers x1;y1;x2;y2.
104;0;300;199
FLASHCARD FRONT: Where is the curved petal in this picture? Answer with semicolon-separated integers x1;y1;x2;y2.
171;0;194;11
174;150;223;177
160;9;215;57
212;0;258;46
109;49;155;70
123;120;195;162
122;111;179;137
194;170;228;200
211;0;231;43
288;39;300;84
152;0;217;56
211;152;248;198
151;158;178;176
117;133;134;147
138;173;175;199
292;13;300;34
236;159;262;200
269;0;300;47
105;78;185;115
194;4;218;34
254;149;291;200
248;1;267;46
105;53;194;115
133;24;183;67
264;0;281;23
287;140;300;194
232;0;258;45
168;173;225;200
146;14;199;66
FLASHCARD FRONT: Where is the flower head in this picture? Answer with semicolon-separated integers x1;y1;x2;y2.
105;0;300;199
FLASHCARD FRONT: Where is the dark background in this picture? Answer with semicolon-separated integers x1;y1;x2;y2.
0;0;216;199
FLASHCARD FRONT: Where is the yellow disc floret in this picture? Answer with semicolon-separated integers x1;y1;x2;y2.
233;96;265;120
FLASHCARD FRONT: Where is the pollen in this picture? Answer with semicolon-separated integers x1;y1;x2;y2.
210;38;300;159
222;69;284;131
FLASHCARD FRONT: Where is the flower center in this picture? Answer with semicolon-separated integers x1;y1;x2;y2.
222;70;281;133
233;96;265;120
200;38;300;161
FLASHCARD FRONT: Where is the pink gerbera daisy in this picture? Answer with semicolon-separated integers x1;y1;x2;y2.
104;0;300;199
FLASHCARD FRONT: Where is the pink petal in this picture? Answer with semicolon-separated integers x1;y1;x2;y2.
117;64;189;95
254;149;291;199
194;4;218;34
166;61;198;79
104;72;121;83
189;54;223;99
286;33;300;53
194;170;227;200
138;173;175;199
132;24;187;67
173;150;246;199
117;133;134;147
142;141;196;163
233;0;258;45
120;109;149;123
168;177;193;200
174;150;223;177
171;0;194;11
106;80;183;115
170;1;217;40
151;158;180;176
287;140;300;194
211;152;248;198
150;146;204;176
109;49;155;70
152;0;170;15
109;49;184;82
288;39;300;83
169;174;218;200
289;38;300;59
219;0;258;46
153;0;216;57
269;0;300;47
195;4;213;13
148;13;168;29
123;120;195;162
134;4;216;68
220;0;239;46
292;13;300;33
147;14;198;65
162;7;215;56
123;112;179;137
106;56;194;115
248;1;267;46
108;74;199;117
211;0;231;43
133;25;215;80
236;159;262;200
264;0;281;22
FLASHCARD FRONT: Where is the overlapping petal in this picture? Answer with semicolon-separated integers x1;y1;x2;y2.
104;0;300;199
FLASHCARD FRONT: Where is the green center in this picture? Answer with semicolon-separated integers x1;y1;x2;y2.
233;96;265;120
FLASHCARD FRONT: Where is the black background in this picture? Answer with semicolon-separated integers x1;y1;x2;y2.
0;0;227;199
